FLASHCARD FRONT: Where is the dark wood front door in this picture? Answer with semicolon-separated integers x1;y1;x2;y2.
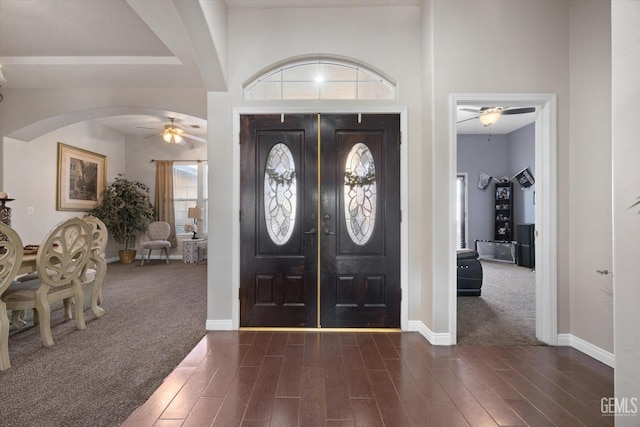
319;115;401;327
240;114;400;328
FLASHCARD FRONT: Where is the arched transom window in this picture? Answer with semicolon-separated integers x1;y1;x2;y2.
244;58;396;100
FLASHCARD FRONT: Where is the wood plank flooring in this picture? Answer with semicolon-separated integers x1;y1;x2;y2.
122;331;614;426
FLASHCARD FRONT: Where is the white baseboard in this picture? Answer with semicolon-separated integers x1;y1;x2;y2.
206;319;233;330
106;255;183;264
407;320;453;345
557;333;614;368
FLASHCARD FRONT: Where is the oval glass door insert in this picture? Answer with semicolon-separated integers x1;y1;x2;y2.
344;142;376;245
264;143;297;245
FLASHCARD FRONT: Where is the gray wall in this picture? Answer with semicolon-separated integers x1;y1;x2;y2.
457;123;535;248
457;134;509;246
507;124;536;228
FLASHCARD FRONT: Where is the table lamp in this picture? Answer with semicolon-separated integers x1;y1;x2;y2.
187;207;203;239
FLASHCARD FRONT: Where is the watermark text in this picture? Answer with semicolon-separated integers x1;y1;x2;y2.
601;397;638;417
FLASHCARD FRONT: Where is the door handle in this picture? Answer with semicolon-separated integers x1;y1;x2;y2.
304;228;317;235
596;269;611;275
324;229;336;235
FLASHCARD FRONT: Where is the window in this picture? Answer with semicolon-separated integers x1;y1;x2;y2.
244;57;396;100
456;174;467;249
173;162;208;236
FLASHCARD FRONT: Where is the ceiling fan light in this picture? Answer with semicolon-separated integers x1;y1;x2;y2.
162;123;184;144
479;110;501;127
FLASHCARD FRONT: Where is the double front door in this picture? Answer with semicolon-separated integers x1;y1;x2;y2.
240;114;400;328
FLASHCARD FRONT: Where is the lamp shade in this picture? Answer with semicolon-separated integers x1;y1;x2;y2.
188;207;203;219
163;132;183;144
162;124;184;144
479;109;502;127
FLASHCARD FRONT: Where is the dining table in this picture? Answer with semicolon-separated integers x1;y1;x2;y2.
19;253;37;275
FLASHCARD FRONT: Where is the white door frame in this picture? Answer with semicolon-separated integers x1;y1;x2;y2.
231;107;409;331
448;93;557;345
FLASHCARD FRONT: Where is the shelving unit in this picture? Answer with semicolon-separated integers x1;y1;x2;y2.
494;181;513;241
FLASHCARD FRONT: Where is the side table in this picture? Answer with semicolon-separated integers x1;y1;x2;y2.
183;238;205;264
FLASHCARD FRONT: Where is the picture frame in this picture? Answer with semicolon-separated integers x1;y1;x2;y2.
57;143;107;211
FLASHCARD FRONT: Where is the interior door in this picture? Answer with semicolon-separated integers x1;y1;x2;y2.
240;113;400;328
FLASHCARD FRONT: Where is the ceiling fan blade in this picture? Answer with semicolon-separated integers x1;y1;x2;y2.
137;126;163;130
501;107;536;115
460;108;481;113
183;133;207;143
144;132;163;138
457;116;479;124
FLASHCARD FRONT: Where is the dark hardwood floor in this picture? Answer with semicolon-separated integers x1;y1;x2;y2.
122;331;614;426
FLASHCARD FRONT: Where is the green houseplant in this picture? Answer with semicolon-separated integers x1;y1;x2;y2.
90;174;155;263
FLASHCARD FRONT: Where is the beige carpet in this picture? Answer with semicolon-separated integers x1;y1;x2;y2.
1;260;207;427
457;260;544;346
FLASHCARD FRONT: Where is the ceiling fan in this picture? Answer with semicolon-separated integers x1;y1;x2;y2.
457;106;536;127
140;117;207;145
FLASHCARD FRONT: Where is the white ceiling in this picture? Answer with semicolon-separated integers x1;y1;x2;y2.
94;114;208;140
456;106;537;135
225;0;421;8
0;0;532;137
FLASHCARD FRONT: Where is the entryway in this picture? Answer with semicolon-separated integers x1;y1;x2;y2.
448;93;557;345
239;114;401;328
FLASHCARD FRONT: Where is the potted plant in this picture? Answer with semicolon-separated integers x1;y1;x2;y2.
90;174;155;263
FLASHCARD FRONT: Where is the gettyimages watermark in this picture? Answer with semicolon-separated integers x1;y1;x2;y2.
601;397;638;417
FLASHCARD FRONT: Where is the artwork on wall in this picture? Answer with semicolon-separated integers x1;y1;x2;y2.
478;172;493;190
478;167;535;191
514;167;535;188
57;143;107;211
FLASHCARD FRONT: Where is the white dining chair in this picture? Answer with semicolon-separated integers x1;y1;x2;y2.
0;222;24;370
81;215;108;318
2;218;92;347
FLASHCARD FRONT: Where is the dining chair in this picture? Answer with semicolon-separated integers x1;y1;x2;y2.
2;217;92;347
81;216;108;318
0;222;24;370
139;221;171;266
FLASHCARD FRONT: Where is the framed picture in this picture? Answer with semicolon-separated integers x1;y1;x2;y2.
57;143;107;211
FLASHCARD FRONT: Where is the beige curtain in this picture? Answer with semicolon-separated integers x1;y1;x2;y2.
154;160;177;247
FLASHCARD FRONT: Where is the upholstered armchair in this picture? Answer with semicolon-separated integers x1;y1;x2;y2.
139;221;171;266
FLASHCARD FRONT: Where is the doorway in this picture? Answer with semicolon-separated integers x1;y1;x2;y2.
448;93;557;345
239;113;401;328
456;125;538;345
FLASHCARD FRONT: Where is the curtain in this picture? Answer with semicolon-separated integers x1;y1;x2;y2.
155;160;177;247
